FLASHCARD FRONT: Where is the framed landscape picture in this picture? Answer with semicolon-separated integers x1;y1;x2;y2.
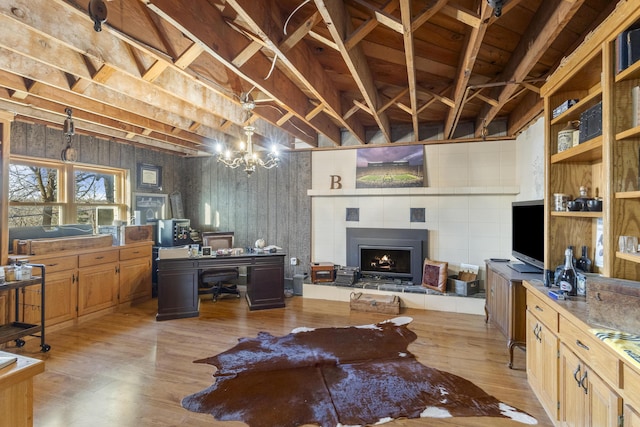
355;146;424;188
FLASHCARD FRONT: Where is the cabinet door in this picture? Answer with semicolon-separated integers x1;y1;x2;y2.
527;310;559;422
22;271;77;326
560;344;622;427
487;269;508;337
560;344;588;427
157;269;198;320
119;257;151;303
77;263;118;316
625;404;640;427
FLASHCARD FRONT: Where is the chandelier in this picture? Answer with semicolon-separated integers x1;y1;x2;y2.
215;95;279;176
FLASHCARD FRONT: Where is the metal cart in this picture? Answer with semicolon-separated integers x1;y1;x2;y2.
0;264;50;352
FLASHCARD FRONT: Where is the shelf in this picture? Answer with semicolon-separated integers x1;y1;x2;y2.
550;211;602;218
0;322;41;343
616;125;640;141
615;59;640;83
550;135;603;164
550;87;602;126
616;251;640;264
615;191;640;199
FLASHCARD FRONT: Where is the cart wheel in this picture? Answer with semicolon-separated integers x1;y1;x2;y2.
236;294;241;298
41;344;51;352
15;338;25;347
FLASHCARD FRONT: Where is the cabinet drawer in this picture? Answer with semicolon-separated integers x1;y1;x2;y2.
120;246;151;261
623;363;640;409
527;292;558;332
79;250;118;267
30;255;78;274
559;315;620;388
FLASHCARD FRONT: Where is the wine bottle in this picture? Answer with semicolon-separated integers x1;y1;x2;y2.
576;245;592;273
558;247;577;296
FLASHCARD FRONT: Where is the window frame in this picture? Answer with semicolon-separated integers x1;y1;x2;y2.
9;155;129;227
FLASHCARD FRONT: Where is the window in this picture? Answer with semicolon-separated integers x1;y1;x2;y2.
9;156;127;229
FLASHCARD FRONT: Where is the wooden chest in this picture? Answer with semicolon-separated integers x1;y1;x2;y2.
350;292;400;315
587;276;640;334
310;262;335;283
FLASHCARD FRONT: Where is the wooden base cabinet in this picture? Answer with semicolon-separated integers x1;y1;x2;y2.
119;245;152;303
526;291;559;423
526;310;559;423
485;261;531;368
559;343;622;427
77;250;119;317
525;281;640;427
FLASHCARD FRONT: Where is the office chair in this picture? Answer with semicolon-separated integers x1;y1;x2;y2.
198;232;240;302
199;268;240;301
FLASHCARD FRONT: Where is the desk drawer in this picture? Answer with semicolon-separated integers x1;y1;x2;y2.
120;245;151;261
79;250;118;267
30;255;78;274
623;363;640;408
559;315;620;388
527;291;558;332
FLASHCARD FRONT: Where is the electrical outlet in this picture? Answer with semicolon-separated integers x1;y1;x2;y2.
290;257;298;266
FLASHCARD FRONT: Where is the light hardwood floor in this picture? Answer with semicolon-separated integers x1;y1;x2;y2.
9;294;553;426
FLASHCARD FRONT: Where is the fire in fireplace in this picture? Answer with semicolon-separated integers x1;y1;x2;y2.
347;228;427;285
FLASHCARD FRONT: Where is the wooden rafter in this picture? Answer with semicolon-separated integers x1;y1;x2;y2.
444;0;492;139
146;0;335;146
474;0;586;136
399;0;419;139
315;0;391;143
226;0;366;145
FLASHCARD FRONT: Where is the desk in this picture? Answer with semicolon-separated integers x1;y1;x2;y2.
156;253;285;320
0;351;44;427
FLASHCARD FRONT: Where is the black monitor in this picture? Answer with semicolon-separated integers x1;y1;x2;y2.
511;200;544;273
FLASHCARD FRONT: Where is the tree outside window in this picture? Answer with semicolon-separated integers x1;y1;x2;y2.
9;157;127;229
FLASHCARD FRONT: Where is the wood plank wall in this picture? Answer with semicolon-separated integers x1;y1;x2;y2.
9;121;312;280
183;151;312;279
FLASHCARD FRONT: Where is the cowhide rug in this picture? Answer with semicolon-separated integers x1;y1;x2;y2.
182;317;537;426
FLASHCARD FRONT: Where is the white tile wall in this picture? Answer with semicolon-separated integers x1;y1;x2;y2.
310;118;545;284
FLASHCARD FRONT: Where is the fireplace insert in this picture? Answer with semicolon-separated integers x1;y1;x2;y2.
346;228;427;285
360;246;412;280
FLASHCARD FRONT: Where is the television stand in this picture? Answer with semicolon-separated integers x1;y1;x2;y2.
508;262;542;274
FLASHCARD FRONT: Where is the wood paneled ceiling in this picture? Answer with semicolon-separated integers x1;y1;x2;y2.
0;0;617;156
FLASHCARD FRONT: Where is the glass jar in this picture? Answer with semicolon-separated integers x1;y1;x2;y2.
21;265;32;280
5;265;15;282
557;121;578;153
554;193;570;211
0;266;5;285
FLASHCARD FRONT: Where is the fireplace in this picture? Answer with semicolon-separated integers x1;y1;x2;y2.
346;228;427;285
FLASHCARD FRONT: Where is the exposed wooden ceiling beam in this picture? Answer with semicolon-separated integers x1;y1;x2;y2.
145;0;335;146
444;0;492;139
315;0;391;143
226;0;366;145
412;0;448;30
474;0;586;136
399;0;419;139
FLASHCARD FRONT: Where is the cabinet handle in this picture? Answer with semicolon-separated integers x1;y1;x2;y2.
576;340;590;351
535;305;544;312
573;365;581;385
95;256;104;260
595;292;603;301
47;263;58;267
132;251;140;254
579;370;588;394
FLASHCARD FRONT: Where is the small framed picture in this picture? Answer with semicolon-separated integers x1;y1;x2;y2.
137;163;163;190
201;246;212;256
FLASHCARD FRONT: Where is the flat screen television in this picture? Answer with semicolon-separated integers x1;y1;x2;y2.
511;200;544;273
